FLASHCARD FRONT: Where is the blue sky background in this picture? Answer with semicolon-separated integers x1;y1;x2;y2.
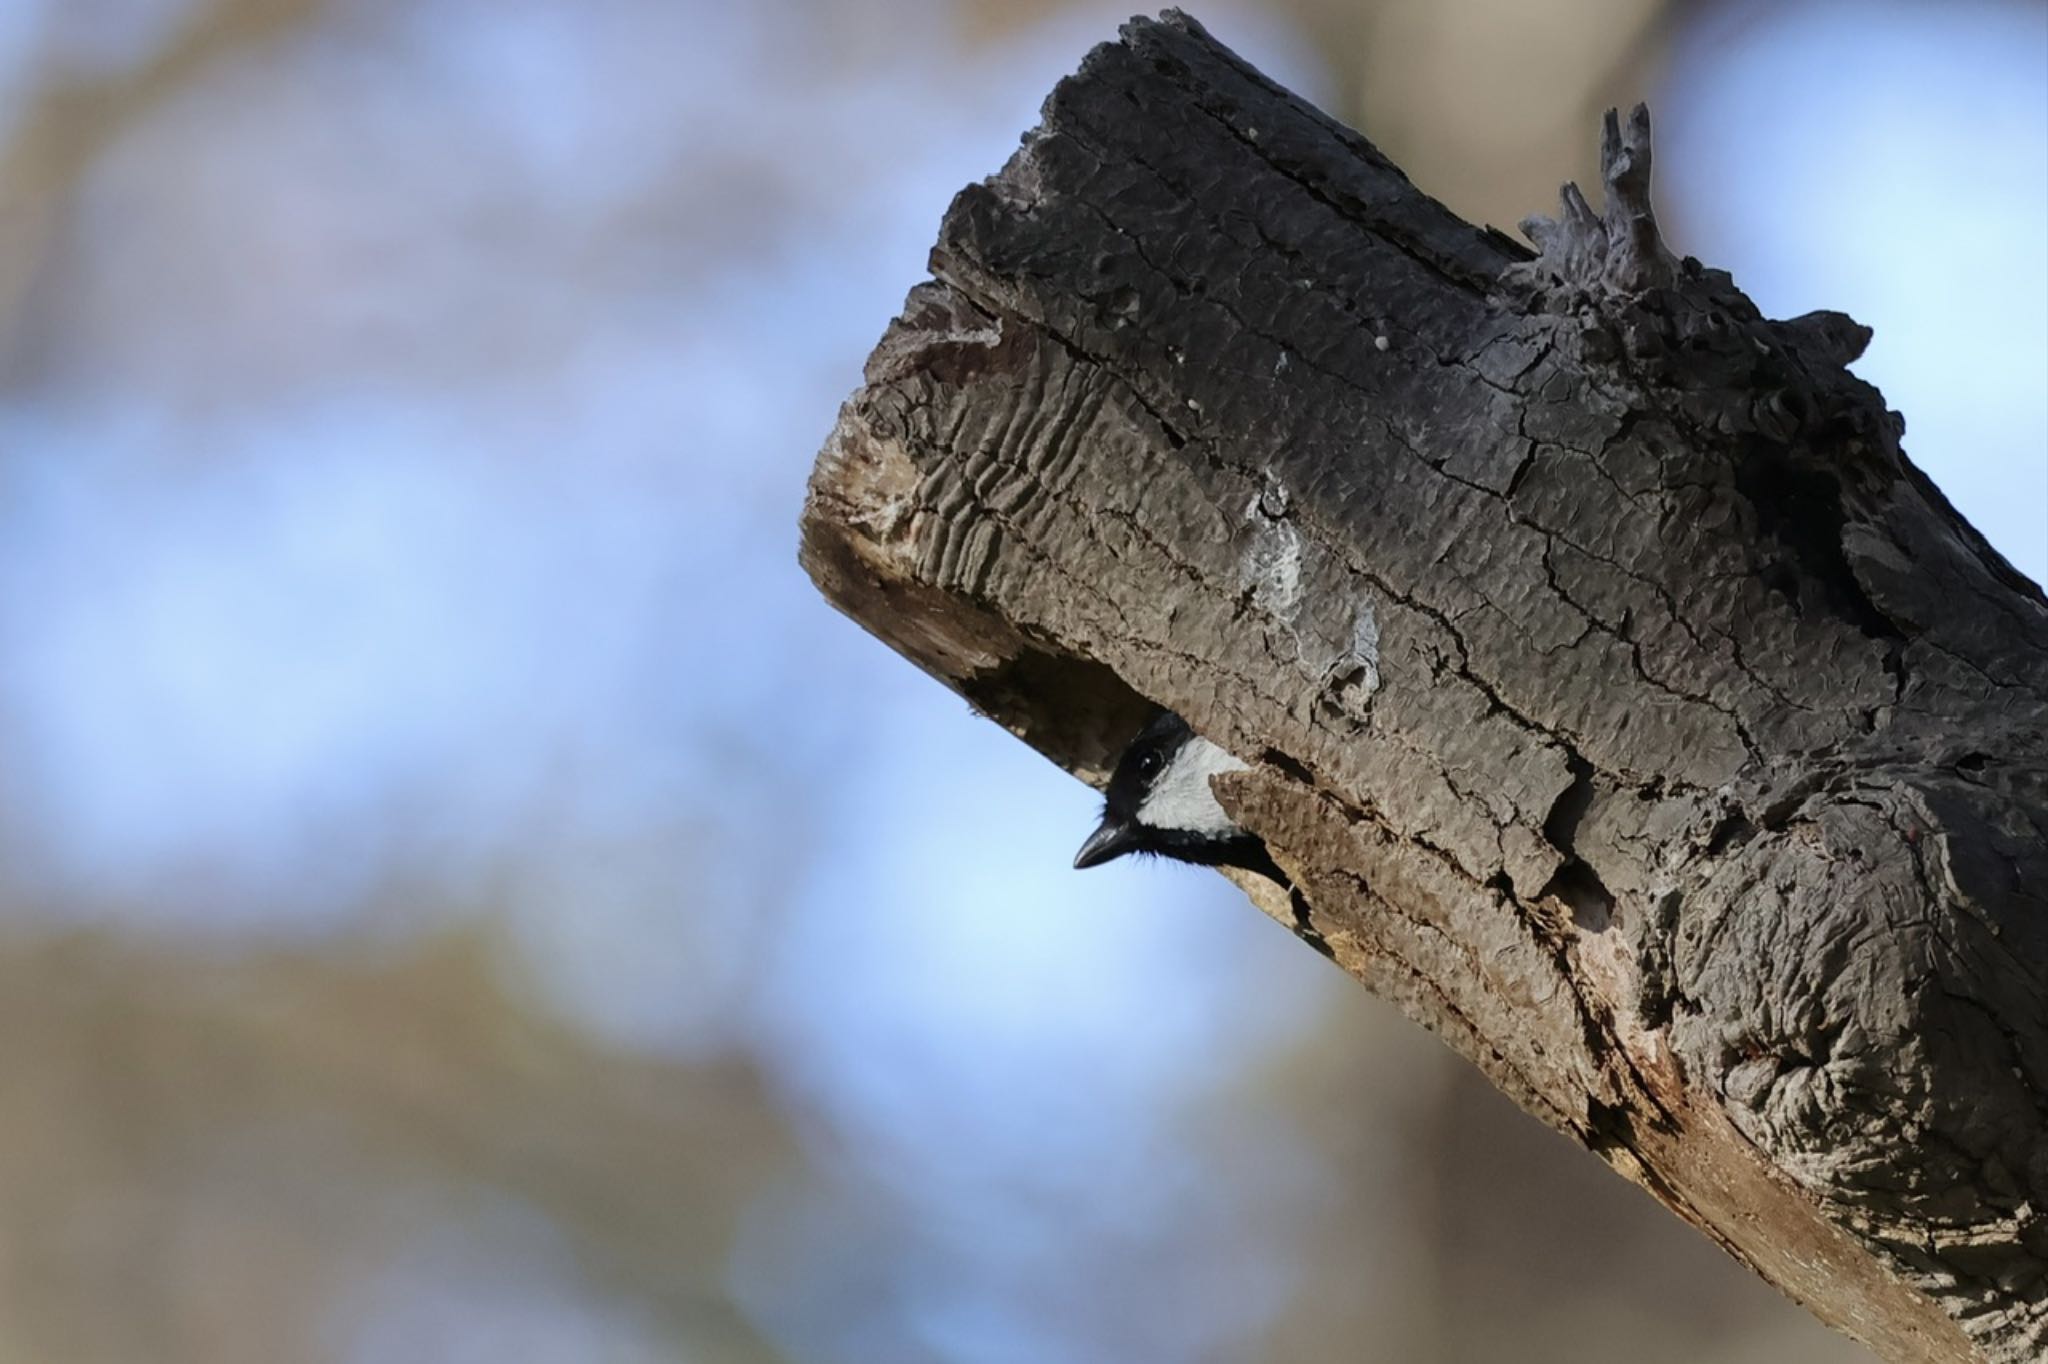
0;1;2039;1360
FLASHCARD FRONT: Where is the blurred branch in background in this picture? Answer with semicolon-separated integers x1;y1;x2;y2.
953;0;1673;229
0;0;328;367
1303;0;1669;226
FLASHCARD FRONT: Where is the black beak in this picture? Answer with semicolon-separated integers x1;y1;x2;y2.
1073;816;1142;870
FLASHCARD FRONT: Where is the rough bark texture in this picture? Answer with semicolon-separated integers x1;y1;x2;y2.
798;13;2048;1361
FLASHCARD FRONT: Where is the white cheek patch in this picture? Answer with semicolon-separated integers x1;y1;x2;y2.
1136;736;1250;838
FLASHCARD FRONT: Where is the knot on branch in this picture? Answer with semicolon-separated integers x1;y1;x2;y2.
1771;308;1874;371
1504;106;1890;468
1510;104;1677;298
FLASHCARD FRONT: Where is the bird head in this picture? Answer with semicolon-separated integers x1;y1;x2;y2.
1073;710;1279;879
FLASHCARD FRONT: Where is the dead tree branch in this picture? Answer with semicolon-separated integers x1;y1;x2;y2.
799;13;2048;1360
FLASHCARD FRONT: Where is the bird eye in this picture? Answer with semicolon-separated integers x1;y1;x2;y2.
1135;749;1164;778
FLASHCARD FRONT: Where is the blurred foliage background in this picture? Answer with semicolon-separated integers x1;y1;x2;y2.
0;1;2042;1361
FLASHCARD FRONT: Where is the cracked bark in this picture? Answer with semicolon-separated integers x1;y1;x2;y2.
797;13;2048;1361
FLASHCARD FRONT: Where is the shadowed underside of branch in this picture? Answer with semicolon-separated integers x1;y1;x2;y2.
799;12;2048;1361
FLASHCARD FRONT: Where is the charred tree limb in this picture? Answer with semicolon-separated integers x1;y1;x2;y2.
798;12;2048;1361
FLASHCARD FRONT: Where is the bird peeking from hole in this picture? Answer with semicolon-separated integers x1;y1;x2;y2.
1072;709;1287;887
1075;710;1329;958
